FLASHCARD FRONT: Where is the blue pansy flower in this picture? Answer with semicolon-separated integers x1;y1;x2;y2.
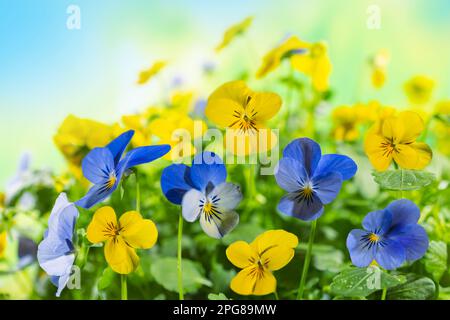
75;130;170;208
161;151;242;239
37;193;79;297
347;199;429;270
275;138;357;221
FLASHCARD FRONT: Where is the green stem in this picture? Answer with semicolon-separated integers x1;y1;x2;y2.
274;291;279;300
135;171;141;212
296;219;318;300
244;165;256;199
177;212;184;300
381;288;387;300
121;274;127;300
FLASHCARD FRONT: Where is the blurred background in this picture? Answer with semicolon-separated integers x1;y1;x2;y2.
1;0;449;185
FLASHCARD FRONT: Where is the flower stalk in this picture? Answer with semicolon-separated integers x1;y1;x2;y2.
297;219;317;300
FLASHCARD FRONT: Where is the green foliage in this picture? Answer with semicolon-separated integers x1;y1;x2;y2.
150;257;212;294
372;169;435;191
330;266;405;298
387;275;436;300
424;241;448;282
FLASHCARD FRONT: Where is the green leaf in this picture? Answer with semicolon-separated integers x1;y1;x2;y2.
208;293;229;300
97;267;116;291
330;266;405;298
150;257;212;294
209;264;235;293
424;241;448;282
372;169;435;190
313;247;344;273
387;275;436;300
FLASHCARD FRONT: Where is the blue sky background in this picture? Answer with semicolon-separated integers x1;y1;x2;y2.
0;0;449;184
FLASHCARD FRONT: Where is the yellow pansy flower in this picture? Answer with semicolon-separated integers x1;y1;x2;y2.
370;49;389;89
256;36;305;78
364;111;432;171
332;106;361;142
226;230;298;296
205;80;281;155
137;61;167;85
149;109;207;161
54;115;121;167
215;16;253;52
0;231;6;258
0;192;5;209
87;207;158;274
404;75;435;105
290;39;332;92
433;100;450;155
170;90;195;114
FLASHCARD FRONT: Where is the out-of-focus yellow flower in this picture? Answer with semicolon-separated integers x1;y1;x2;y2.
364;111;432;171
137;61;167;85
170;90;195;114
0;231;6;258
87;206;158;274
433;100;450;155
149;110;207;161
226;230;298;296
122;114;151;147
54;173;73;193
216;16;253;52
54;115;122;167
291;40;332;92
370;49;389;89
205;81;281;155
332;101;396;142
404;75;435;105
332;106;360;142
256;36;305;78
0;192;5;209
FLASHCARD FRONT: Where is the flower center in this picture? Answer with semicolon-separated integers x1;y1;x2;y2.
200;197;222;223
368;233;380;242
380;137;401;158
228;96;258;134
106;171;117;189
296;182;315;204
103;221;123;240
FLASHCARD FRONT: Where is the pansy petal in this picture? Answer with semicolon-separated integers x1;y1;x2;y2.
81;148;115;184
160;164;193;205
251;92;282;122
226;241;257;269
261;245;295;271
182;189;205;222
208;182;243;212
37;238;75;276
104;237;139;274
346;229;376;268
75;181;117;209
389;224;428;261
364;133;393;171
106;130;134;165
282;138;321;176
200;210;239;239
315;154;357;180
86;206;117;244
119;211;158;249
205;98;245;128
312;171;343;205
55;272;71;297
252;269;276;296
190;152;227;192
397;111;425;143
392;144;420;169
230;267;257;295
277;192;324;221
362;209;392;235
252;230;299;253
47;193;79;241
411;142;432;169
117;144;171;173
374;238;406;270
274;158;308;192
386;199;420;228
